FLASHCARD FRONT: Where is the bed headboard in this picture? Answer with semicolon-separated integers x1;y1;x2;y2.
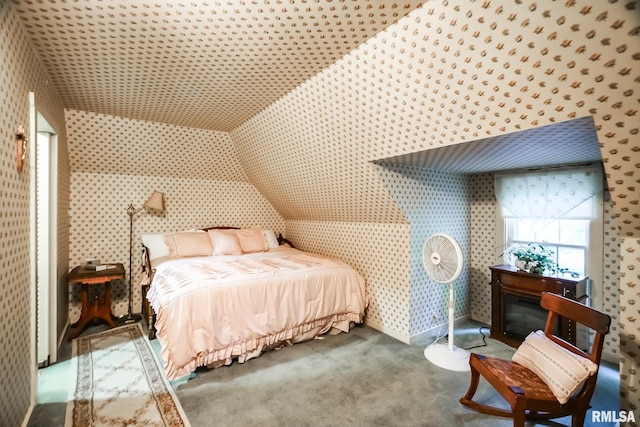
277;233;295;248
200;226;240;231
141;243;152;279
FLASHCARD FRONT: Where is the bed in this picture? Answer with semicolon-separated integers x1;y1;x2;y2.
140;227;367;380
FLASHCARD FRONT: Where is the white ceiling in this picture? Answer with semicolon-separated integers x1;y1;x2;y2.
14;0;424;132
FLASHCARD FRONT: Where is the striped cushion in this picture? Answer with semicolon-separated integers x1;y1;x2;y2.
512;330;597;404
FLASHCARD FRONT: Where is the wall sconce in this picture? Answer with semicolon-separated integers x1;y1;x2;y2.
15;125;28;173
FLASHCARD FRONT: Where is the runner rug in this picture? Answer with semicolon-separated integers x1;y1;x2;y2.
65;323;190;427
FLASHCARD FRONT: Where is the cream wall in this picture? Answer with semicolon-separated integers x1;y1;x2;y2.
286;220;412;340
621;238;640;412
374;164;473;337
65;111;285;319
372;164;620;360
2;0;638;424
0;2;70;426
231;0;639;412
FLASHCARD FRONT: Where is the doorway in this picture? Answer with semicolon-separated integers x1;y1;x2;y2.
35;112;58;366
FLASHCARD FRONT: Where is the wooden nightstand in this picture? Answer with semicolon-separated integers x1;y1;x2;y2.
68;263;125;339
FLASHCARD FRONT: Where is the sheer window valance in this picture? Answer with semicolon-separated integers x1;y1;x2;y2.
494;165;603;220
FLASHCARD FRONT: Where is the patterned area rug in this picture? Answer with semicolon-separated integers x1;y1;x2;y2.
65;323;190;427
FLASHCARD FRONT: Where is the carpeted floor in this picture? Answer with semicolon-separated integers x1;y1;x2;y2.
29;319;620;427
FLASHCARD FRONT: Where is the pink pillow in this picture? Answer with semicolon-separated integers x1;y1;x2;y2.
164;232;213;258
208;229;242;255
235;227;269;253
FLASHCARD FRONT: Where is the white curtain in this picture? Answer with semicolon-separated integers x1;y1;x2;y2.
494;165;602;220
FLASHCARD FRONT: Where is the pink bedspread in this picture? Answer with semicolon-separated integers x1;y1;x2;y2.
146;246;367;379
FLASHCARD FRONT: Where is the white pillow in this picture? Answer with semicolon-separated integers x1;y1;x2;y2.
512;330;597;404
141;229;204;260
141;233;170;261
262;229;280;249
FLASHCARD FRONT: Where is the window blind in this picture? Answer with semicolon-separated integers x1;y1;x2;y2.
494;165;603;221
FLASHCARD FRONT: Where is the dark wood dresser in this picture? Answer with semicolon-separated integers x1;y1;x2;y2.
489;264;588;348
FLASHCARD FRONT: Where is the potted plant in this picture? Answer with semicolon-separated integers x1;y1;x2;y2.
506;243;562;275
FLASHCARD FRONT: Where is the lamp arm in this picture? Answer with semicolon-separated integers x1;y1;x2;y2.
126;203;145;218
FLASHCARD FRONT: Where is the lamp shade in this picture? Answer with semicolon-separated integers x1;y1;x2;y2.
144;190;165;212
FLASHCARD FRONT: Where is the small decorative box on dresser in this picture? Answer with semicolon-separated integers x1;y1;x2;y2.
489;264;588;348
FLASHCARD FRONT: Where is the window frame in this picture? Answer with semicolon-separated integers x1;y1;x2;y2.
496;174;604;312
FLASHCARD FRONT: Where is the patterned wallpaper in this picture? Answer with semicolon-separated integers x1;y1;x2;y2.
0;17;32;421
374;164;473;337
2;0;639;422
232;103;407;222
235;0;639;237
68;172;284;320
602;190;622;360
65;110;249;181
65;110;285;320
375;115;603;174
468;174;497;325
13;0;424;132
285;220;411;340
232;0;638;412
621;238;640;415
0;2;70;426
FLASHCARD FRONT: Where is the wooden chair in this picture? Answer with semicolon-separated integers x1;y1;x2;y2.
459;292;611;427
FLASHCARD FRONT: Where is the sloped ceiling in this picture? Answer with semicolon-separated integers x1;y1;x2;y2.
12;0;639;235
13;0;424;132
229;0;637;234
374;116;603;174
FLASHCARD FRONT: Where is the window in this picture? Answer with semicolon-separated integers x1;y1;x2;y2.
505;217;590;276
495;165;604;308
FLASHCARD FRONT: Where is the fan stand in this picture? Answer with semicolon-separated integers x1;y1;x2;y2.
424;282;470;372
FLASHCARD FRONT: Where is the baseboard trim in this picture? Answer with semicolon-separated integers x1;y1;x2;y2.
22;402;34;427
363;319;410;344
364;315;476;346
53;319;71;364
409;314;470;346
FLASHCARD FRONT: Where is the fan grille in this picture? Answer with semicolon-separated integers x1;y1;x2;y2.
422;233;463;284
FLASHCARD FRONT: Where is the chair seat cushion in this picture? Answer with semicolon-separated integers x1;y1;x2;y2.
472;353;558;402
512;330;597;404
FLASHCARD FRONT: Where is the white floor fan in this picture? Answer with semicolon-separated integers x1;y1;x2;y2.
422;233;470;372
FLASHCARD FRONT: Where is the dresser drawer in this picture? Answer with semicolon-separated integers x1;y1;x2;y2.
498;273;563;293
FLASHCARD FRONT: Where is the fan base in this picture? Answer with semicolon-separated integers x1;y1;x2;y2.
424;343;470;372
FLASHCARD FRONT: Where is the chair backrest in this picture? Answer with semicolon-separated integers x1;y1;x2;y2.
539;291;611;365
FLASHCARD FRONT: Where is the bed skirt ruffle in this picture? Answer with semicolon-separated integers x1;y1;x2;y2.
159;313;362;380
